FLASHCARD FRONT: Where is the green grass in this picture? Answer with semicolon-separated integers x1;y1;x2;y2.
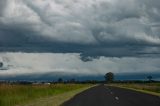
0;84;92;106
23;85;95;106
109;83;160;96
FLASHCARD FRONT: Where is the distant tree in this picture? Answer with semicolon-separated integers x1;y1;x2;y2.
70;78;75;83
58;78;63;83
104;72;114;83
0;62;3;67
147;76;152;82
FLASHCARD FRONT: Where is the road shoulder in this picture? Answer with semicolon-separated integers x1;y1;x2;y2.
107;84;160;97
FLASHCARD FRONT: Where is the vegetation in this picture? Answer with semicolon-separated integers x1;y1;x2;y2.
0;84;91;106
110;83;160;96
147;76;153;82
24;85;94;106
58;78;63;83
0;62;3;67
104;72;114;83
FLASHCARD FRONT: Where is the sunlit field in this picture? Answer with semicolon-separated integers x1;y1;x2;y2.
0;84;91;106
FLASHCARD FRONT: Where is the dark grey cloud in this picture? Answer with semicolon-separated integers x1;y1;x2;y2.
0;0;160;60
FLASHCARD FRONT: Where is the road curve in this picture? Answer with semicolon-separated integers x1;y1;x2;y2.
62;85;160;106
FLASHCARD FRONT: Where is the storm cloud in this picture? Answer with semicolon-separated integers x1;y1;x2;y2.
0;0;160;59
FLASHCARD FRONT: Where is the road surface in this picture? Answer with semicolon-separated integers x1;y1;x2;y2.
62;85;160;106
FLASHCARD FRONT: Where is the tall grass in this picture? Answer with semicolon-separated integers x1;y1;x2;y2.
0;84;89;106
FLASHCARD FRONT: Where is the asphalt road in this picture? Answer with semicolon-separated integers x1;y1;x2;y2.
62;85;160;106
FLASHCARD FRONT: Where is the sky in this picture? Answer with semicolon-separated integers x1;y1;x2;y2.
0;0;160;80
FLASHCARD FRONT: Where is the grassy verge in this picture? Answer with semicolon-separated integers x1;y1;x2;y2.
23;85;94;106
109;83;160;96
0;84;93;106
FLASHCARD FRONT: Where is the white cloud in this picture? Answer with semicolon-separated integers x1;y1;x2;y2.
0;53;160;77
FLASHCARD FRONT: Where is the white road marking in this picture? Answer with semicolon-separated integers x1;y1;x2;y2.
115;96;119;100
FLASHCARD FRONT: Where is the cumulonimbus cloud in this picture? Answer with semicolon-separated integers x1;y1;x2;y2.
0;0;160;59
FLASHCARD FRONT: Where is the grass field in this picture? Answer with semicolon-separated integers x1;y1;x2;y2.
110;83;160;96
0;84;92;106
